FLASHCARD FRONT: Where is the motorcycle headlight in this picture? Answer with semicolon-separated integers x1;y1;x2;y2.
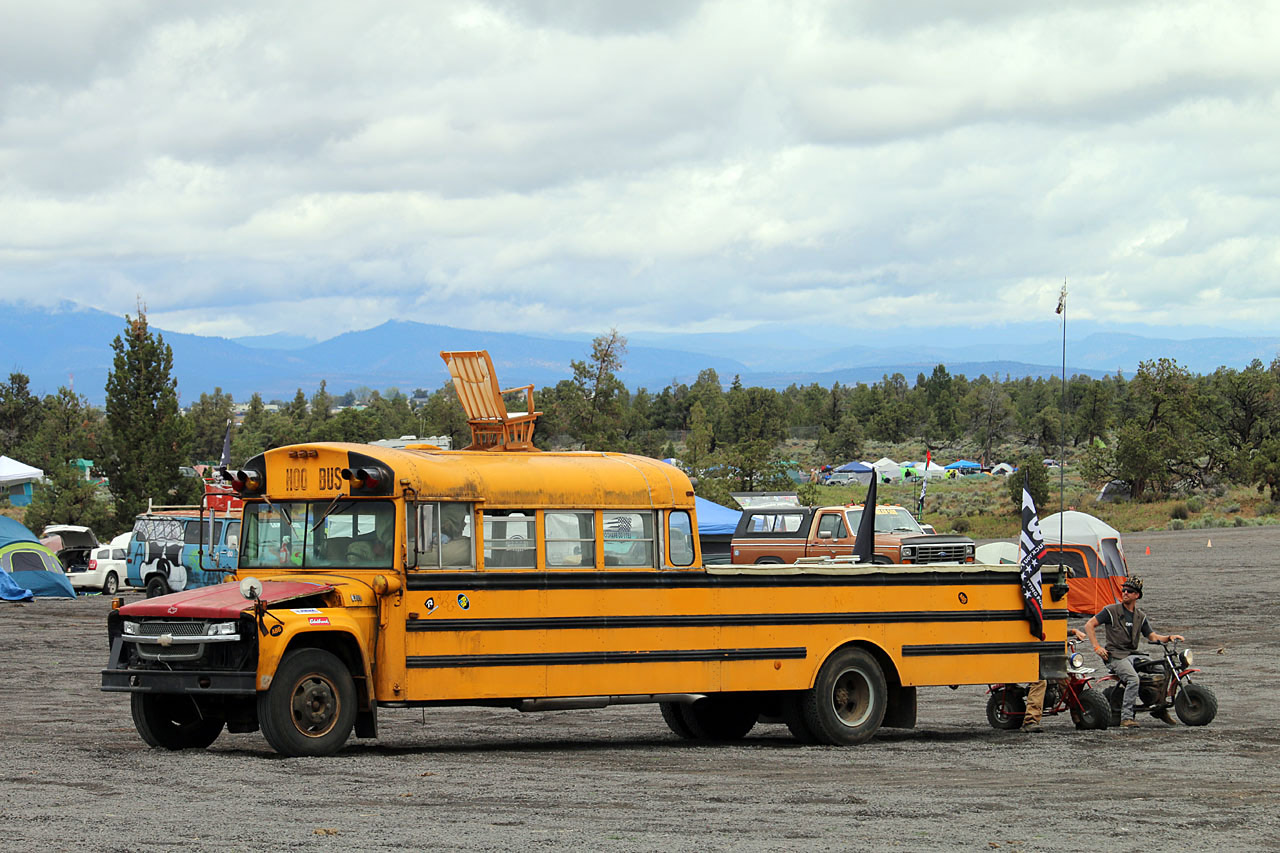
122;621;139;636
1181;649;1193;668
206;621;238;636
1069;652;1084;669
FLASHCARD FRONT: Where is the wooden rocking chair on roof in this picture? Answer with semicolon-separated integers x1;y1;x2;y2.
439;350;542;451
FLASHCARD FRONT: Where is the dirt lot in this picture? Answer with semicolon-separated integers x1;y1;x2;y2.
1;526;1277;852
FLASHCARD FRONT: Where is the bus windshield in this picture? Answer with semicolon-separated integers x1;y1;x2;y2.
241;500;395;569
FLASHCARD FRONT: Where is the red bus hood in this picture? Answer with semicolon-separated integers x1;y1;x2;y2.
118;580;334;619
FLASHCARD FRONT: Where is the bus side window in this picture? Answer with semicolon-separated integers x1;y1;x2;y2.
484;510;536;569
545;511;594;568
603;511;654;568
668;511;694;567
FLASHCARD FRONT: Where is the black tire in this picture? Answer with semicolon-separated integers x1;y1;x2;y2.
1103;685;1122;727
676;695;758;741
145;576;170;598
102;572;119;596
800;647;887;745
753;558;784;565
130;693;224;750
780;692;818;743
985;686;1026;730
1074;689;1112;730
1174;683;1218;726
258;648;357;757
659;701;695;739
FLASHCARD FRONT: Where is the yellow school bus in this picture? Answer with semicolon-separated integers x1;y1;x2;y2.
103;441;1066;756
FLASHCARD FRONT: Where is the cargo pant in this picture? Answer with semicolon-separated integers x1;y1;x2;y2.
1110;655;1143;720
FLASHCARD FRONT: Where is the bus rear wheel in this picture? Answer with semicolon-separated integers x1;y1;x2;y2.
675;694;758;741
145;576;169;598
799;647;887;745
258;648;356;757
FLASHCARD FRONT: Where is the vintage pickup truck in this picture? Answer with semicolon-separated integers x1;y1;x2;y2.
730;503;975;565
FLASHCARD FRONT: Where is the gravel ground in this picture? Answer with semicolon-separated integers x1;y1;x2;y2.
1;526;1276;852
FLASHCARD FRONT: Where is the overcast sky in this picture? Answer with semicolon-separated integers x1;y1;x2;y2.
2;1;1277;341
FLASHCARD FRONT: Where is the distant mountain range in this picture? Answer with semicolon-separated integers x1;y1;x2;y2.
4;302;1278;406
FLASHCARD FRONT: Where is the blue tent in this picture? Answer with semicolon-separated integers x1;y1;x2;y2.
944;460;981;470
834;461;872;473
0;517;76;599
694;497;741;536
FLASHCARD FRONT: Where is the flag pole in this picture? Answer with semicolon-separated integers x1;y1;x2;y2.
1056;280;1067;590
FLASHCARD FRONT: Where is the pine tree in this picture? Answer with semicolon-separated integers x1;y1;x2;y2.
102;308;186;521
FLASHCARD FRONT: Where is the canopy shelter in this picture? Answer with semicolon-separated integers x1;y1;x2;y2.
1038;511;1129;616
944;459;981;470
0;456;43;507
871;457;902;484
832;461;873;485
694;496;742;565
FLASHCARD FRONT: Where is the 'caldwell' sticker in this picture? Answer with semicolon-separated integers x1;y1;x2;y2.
308;616;330;626
457;594;470;610
291;608;322;614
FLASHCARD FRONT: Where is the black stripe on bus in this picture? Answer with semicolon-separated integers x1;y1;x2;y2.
405;646;808;669
902;641;1060;656
405;569;1023;592
405;609;1066;633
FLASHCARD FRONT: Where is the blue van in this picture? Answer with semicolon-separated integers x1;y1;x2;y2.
125;509;240;597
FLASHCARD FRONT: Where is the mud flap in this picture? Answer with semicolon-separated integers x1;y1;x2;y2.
355;703;378;739
881;685;917;729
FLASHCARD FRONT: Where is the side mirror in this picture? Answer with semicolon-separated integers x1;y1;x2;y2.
239;576;264;600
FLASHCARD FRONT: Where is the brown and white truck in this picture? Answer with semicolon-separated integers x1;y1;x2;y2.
730;503;975;565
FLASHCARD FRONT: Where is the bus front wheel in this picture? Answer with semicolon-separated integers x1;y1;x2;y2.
799;647;887;745
258;648;356;757
131;693;224;750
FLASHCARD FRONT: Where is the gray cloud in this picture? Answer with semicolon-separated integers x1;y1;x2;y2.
1;0;1277;339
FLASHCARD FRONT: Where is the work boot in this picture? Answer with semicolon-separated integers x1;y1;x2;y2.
1020;722;1043;733
1152;708;1177;726
1121;718;1139;728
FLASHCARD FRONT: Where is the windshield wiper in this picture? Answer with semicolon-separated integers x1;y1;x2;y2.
312;497;355;533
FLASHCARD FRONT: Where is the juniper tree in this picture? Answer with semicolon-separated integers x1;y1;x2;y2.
102;309;187;521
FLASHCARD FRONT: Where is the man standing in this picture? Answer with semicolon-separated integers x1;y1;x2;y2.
1084;577;1185;727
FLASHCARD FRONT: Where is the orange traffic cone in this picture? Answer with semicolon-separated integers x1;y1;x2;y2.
1145;545;1151;556
1207;539;1213;548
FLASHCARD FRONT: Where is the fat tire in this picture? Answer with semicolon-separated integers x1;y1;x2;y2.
800;647;887;745
1075;689;1112;730
676;695;758;741
102;572;119;595
130;693;224;750
258;648;357;757
1174;683;1218;726
985;687;1025;730
145;576;170;598
659;701;695;739
1103;685;1123;727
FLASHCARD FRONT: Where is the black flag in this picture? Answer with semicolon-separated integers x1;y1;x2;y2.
852;477;877;563
1018;472;1046;640
220;419;232;468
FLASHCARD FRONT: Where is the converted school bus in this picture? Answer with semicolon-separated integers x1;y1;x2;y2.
103;354;1065;756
